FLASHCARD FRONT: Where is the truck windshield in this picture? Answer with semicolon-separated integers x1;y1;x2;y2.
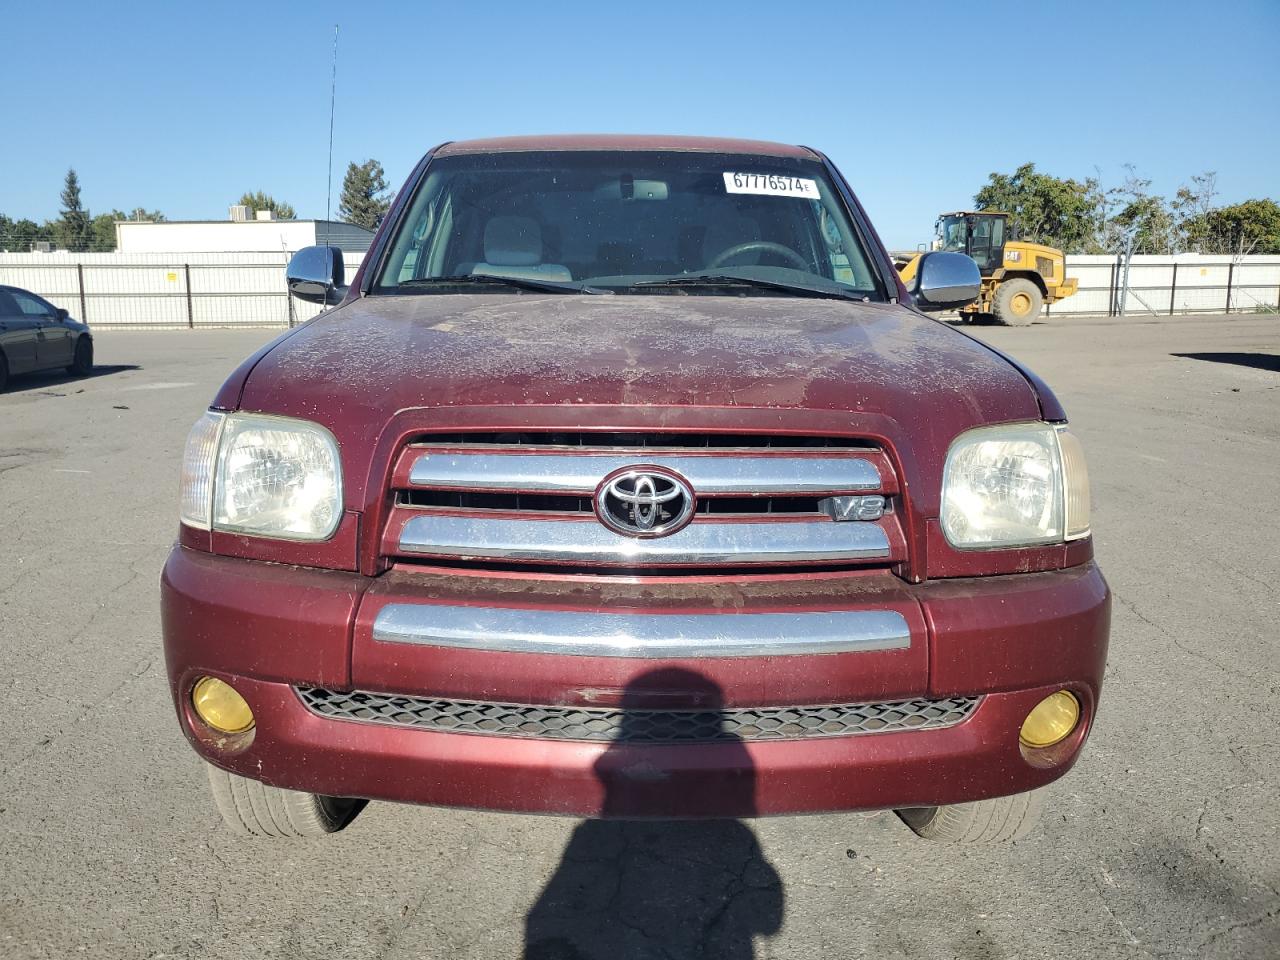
372;151;883;299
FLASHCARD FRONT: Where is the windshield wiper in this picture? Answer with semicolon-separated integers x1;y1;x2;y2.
395;275;610;295
631;273;862;301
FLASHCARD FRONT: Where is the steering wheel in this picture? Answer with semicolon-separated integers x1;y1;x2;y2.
707;240;809;271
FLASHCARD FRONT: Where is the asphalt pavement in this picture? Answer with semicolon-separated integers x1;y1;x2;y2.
1;312;1276;959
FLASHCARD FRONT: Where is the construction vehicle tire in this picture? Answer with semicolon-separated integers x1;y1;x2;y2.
992;279;1043;326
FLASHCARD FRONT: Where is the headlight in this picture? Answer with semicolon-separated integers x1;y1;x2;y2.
940;422;1090;549
179;411;224;530
179;411;343;541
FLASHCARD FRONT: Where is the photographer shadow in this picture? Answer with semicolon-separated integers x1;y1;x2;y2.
524;668;783;960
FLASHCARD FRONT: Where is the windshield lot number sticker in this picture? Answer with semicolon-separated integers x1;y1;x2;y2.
723;173;819;199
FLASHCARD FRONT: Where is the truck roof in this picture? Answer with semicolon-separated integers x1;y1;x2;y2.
434;134;817;159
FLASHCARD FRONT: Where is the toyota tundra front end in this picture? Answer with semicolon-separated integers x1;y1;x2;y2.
162;135;1109;843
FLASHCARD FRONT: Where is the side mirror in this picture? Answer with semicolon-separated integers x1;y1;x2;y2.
286;246;347;305
907;251;981;312
54;307;70;322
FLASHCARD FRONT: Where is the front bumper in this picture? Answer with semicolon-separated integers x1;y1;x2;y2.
162;547;1110;818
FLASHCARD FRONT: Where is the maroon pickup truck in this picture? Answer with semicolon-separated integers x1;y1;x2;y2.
162;135;1109;843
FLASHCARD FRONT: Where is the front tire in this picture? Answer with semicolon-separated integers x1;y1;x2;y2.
0;352;8;392
205;763;361;838
896;789;1045;843
67;336;93;376
992;278;1043;326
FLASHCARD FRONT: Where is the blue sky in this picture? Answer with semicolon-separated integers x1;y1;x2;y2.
4;0;1277;248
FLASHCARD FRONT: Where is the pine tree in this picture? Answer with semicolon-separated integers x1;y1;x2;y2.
338;159;391;230
58;168;92;252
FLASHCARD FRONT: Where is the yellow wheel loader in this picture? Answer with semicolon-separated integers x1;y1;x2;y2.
896;212;1078;325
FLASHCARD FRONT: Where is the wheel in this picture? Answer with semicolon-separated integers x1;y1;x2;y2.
0;352;8;392
896;788;1045;843
67;336;93;376
992;278;1043;326
205;763;360;838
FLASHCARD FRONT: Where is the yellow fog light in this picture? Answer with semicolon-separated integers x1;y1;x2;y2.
1020;690;1080;748
192;676;255;734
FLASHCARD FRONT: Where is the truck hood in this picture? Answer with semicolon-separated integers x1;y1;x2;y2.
241;293;1037;423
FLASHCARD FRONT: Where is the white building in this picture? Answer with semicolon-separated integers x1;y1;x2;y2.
115;213;374;255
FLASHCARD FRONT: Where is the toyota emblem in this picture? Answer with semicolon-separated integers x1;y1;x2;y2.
595;469;696;538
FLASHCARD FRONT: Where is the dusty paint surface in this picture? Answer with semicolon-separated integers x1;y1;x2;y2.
245;293;1034;415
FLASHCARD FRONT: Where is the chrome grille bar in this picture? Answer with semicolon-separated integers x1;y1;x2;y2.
408;452;881;495
397;514;891;565
371;604;911;657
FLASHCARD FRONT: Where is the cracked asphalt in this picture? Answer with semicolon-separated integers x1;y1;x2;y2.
1;312;1276;959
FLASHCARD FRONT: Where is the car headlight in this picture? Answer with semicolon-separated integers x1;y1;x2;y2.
179;411;343;541
940;422;1090;549
179;411;225;530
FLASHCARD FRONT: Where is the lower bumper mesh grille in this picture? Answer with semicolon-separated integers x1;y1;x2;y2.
295;687;979;743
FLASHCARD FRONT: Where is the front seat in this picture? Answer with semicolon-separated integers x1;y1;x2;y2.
472;216;572;282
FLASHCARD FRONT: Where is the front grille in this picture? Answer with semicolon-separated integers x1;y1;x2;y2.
385;431;902;571
296;687;978;743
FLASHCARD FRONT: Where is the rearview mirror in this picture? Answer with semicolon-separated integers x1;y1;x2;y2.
593;177;669;200
907;251;981;312
286;246;347;305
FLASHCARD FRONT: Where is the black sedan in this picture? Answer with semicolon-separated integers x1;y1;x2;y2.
0;284;93;392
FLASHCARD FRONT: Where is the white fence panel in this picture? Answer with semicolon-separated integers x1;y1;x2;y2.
1051;255;1279;317
0;250;1274;326
0;251;365;329
1051;258;1114;316
1230;261;1280;312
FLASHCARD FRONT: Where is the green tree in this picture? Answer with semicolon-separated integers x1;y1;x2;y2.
58;168;93;252
3;204;163;252
1171;172;1219;252
90;211;119;251
1113;196;1175;254
237;191;296;220
0;216;55;251
973;163;1102;254
1191;199;1280;255
1107;165;1174;254
338;159;391;230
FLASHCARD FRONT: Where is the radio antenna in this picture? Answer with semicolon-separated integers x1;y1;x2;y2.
323;24;339;245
